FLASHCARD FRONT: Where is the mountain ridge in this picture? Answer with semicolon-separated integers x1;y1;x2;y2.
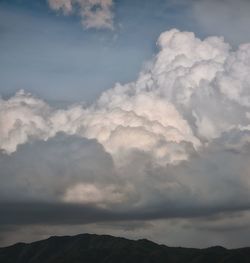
0;233;250;263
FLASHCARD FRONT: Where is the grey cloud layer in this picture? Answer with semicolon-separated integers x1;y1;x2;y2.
1;29;250;246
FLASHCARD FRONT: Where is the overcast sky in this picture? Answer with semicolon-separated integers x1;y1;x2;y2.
1;0;250;248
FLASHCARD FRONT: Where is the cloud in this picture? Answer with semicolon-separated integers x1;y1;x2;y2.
0;90;53;154
48;0;114;29
63;183;132;206
2;29;250;165
0;134;114;202
1;133;250;228
2;29;250;246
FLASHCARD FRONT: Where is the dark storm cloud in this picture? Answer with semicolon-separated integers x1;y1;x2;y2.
0;133;114;202
1;131;250;225
1;200;250;227
1;128;250;248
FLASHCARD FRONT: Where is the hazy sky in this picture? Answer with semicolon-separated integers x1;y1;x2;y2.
2;0;250;248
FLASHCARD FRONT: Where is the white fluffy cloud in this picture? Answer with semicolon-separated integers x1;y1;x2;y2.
0;90;54;154
48;0;114;29
2;29;250;167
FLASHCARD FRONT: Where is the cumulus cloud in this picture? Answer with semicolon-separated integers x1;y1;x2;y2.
0;90;53;154
2;29;250;246
2;29;250;165
48;0;114;29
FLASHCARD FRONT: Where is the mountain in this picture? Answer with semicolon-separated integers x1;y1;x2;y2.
0;233;250;263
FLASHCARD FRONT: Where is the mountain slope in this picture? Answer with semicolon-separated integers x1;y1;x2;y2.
0;233;250;263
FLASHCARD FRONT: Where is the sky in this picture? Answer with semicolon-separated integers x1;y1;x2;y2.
1;0;250;248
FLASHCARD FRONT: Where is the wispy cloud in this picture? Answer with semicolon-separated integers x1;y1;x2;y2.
48;0;114;29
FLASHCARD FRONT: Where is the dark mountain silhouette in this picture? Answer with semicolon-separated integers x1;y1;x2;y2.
0;233;250;263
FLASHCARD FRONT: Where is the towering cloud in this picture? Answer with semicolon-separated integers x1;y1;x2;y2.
47;0;114;29
1;29;250;164
2;29;250;247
